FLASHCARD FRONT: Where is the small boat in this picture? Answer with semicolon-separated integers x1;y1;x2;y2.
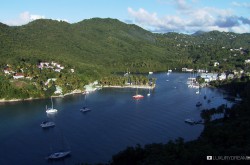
149;72;153;74
147;88;151;96
46;108;57;114
46;97;57;114
133;88;144;99
133;94;144;99
80;107;91;112
185;119;195;124
185;119;203;125
40;121;55;128
80;94;91;112
196;90;199;94
196;101;202;107
46;132;71;160
47;151;71;160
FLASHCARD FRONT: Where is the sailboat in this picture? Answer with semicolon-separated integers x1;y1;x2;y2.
47;151;71;160
46;134;71;160
147;87;151;96
46;97;57;114
40;121;55;128
80;94;91;112
133;87;144;99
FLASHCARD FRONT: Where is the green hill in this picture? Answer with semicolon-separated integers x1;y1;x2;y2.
0;18;250;78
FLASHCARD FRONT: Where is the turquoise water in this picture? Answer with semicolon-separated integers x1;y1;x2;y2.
0;73;230;164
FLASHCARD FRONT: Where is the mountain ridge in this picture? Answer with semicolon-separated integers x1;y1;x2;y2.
0;18;250;78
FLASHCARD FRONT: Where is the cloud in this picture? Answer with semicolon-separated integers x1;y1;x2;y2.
238;16;250;24
175;0;190;10
232;1;250;8
4;11;69;26
5;11;45;26
128;2;250;34
127;7;162;27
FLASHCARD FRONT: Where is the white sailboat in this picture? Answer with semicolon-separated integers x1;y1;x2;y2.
147;88;151;96
46;97;58;114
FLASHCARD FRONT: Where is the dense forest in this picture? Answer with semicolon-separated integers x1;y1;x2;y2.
0;18;250;99
1;18;250;74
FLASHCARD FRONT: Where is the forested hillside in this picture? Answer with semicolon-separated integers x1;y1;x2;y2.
0;18;250;79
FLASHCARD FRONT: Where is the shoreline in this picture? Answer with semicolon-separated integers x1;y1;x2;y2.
0;97;41;103
0;90;85;103
101;85;155;89
0;85;155;103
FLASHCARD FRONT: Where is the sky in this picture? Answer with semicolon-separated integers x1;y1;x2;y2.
0;0;250;34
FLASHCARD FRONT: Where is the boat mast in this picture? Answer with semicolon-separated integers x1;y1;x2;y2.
51;97;53;109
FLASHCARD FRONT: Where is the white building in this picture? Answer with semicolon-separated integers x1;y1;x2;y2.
45;78;57;86
13;73;24;79
214;62;220;67
200;73;218;82
182;68;193;72
54;86;63;95
218;73;226;80
245;59;250;63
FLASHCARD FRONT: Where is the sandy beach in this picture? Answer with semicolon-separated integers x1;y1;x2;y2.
101;85;155;89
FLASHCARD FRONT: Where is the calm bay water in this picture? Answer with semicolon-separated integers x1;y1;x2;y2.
0;73;230;165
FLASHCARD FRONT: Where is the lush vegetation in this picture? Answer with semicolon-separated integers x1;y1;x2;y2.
1;18;250;74
110;78;250;165
0;18;250;100
99;74;155;86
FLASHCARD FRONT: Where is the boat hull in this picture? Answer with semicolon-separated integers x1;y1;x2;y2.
46;108;58;114
80;108;91;112
40;121;55;128
47;151;71;160
133;95;144;99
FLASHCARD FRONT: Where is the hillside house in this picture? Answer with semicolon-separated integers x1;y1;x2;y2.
54;86;63;95
227;74;234;79
3;67;13;74
182;68;193;72
214;62;220;67
245;59;250;64
218;73;227;80
13;73;24;79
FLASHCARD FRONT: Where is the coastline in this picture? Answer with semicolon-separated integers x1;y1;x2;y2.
101;85;155;89
0;97;41;103
0;90;85;103
0;85;155;103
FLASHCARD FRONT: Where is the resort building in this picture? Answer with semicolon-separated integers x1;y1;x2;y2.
199;73;218;82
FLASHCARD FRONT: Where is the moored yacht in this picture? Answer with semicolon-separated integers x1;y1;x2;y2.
133;94;144;99
47;151;71;160
40;121;55;128
46;97;58;114
80;106;91;112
